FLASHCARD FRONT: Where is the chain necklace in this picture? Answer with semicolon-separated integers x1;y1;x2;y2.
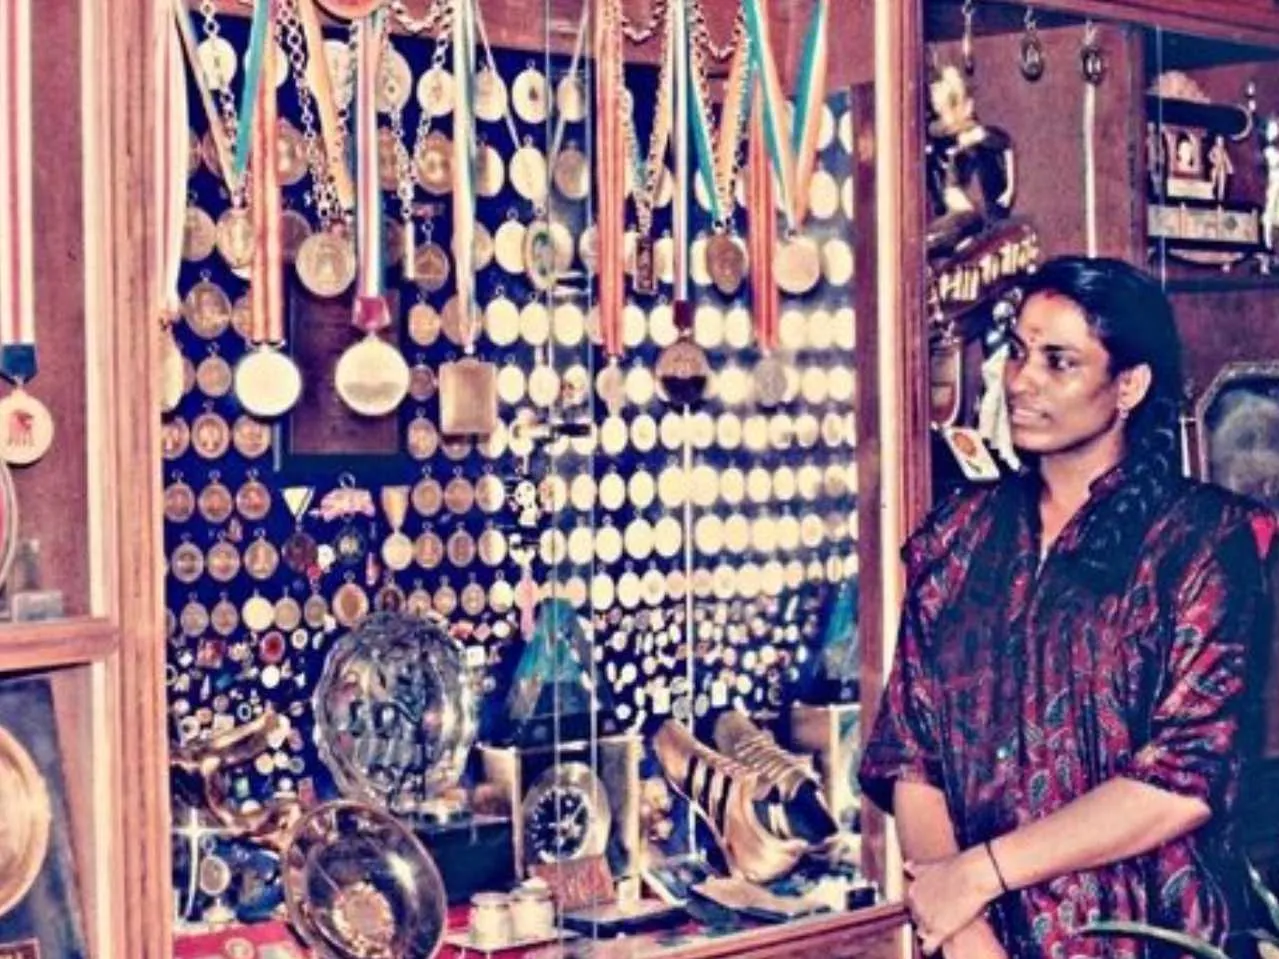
689;9;749;224
689;0;742;63
276;0;340;227
620;0;667;45
198;0;247;200
618;0;674;240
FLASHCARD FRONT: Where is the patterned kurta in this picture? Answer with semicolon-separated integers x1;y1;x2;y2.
859;466;1274;958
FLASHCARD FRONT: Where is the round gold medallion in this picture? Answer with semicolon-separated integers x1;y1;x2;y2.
276;118;308;186
206;539;241;583
415;529;445;569
162;417;190;461
406;414;440;461
408;363;437;403
415;131;453;195
510;145;548;204
332;581;370;628
775;235;823;295
232;415;272;459
195;351;234;398
494;219;527;275
417;66;455;118
184;278;232;339
191;411;232;459
473;222;495;272
706;232;747;297
414;241;451;294
407;301;442;347
377;126;402;191
475;67;509;123
512;65;548;124
412;474;444;516
235;475;272;521
0;726;52;917
552;145;590;200
182;206;217;262
164;477;196;524
296;229;357;298
476;143;505;198
244;536;280;581
215;206;254;271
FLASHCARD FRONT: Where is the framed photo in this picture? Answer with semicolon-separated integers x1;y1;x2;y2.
1193;361;1279;758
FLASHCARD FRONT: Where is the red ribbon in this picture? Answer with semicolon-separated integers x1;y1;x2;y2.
594;0;624;359
748;84;779;353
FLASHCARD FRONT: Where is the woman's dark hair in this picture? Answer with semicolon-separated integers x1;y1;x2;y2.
1015;256;1186;585
1018;255;1184;469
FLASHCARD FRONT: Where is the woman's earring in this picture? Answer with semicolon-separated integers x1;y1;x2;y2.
1117;406;1130;422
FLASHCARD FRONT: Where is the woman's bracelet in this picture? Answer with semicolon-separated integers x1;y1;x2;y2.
984;839;1010;896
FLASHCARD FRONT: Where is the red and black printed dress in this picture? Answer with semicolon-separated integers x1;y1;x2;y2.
859;463;1274;958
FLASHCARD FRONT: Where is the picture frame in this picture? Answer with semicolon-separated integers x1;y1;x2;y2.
1192;360;1279;758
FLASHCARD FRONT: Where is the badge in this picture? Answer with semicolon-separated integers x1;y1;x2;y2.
415;528;445;569
406;412;440;460
443;473;475;514
476;143;505;198
523;220;558;291
206;539;241;582
244;534;281;581
191;409;231;459
197;35;237;92
941;426;1001;482
377;46;412;113
332;580;370;628
195;350;234;398
215;206;254;271
478;526;507;567
236;474;273;522
296;229;357;298
333;520;368;567
165;476;197;523
446;529;476;568
170;539;204;583
232;414;272;459
656;338;710;407
182;205;217;261
411;472;444;516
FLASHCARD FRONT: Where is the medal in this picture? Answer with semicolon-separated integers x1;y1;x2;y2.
405;412;440;460
165;475;197;524
494;217;527;274
184;276;232;338
332;578;370;628
335;324;409;417
182;205;217;261
276;119;308;186
191;409;231;459
379;485;413;572
206;539;241;583
407;301;442;347
411;472;444;516
474;66;509;123
413;239;452;293
476;142;505;198
236;472;273;521
415;131;452;194
162;417;190;460
552;144;590;200
754;355;789;408
196;349;234;398
296;228;357;298
510;143;549;204
232;414;272;458
706;231;747;297
511;64;548;124
376;45;412;113
775;235;823;295
417;66;455;117
414;528;444;569
823;238;854;286
556;72;586;122
215;206;254;271
408;361;437;403
244;533;281;581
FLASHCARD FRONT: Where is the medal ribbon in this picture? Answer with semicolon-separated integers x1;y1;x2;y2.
595;0;625;359
452;0;478;353
789;0;828;225
297;0;355;211
232;0;274;188
748;85;779;352
354;12;389;332
156;11;190;323
170;0;234;185
690;33;752;227
0;0;35;383
251;18;284;346
742;0;796;231
473;0;521;152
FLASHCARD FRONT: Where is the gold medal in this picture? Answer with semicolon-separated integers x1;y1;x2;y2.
556;72;587;122
414;528;445;569
444;473;475;514
823;237;854;286
407;301;442;346
206;539;241;583
775;235;823;295
412;472;444;516
377;127;402;191
244;535;281;581
474;67;509;123
274;595;303;632
417;66;455;118
236;474;273;521
215;206;254;271
460;578;487;617
231;295;252;341
707;232;746;296
475;472;505;513
484;292;520;347
197;35;237;92
446;528;476;568
473;222;495;272
179;597;210;637
476;143;505;198
414;241;451;293
162;417;190;460
440;295;472;346
754;355;789;408
170;540;204;583
511;65;548;124
195;351;233;398
415;131;453;195
333;580;370;628
184;277;232;339
520;300;551;346
552;145;589;200
296;228;357;298
232;415;272;459
494;218;527;275
165;476;196;524
496;363;526;405
183;205;217;261
440;356;498;435
510;144;548;204
376;46;412;113
408;362;437;402
198;473;234;523
434;580;458;617
276;118;308;186
334;332;409;417
523;220;557;291
381;531;414;572
235;346;303;419
406;413;440;460
191;410;232;459
809;168;840;220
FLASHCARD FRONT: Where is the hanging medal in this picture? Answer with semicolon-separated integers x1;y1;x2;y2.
235;29;304;419
335;13;410;418
282;486;318;574
748;83;786;409
0;0;52;464
379;484;413;572
157;14;190;417
439;0;498;437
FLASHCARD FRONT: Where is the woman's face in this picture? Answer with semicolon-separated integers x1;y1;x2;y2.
1004;292;1128;458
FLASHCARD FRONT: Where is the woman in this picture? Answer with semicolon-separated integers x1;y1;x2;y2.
859;257;1274;958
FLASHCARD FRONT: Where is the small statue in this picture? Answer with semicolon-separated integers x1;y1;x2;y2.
1208;135;1233;203
924;65;1017;258
1263;117;1279;251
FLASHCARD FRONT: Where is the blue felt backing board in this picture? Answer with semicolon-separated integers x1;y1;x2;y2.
164;13;861;916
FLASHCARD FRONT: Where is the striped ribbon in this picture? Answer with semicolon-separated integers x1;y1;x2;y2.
251;17;284;345
0;0;36;383
748;84;779;353
452;0;478;352
594;0;625;359
690;36;752;227
170;0;235;185
353;12;388;331
156;10;190;322
742;0;795;232
297;0;355;212
232;0;275;187
789;0;828;225
688;46;721;224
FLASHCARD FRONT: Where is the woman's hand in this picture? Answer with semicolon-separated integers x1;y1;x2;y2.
905;846;1005;955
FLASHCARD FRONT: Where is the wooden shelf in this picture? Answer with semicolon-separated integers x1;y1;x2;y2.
0;616;119;674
